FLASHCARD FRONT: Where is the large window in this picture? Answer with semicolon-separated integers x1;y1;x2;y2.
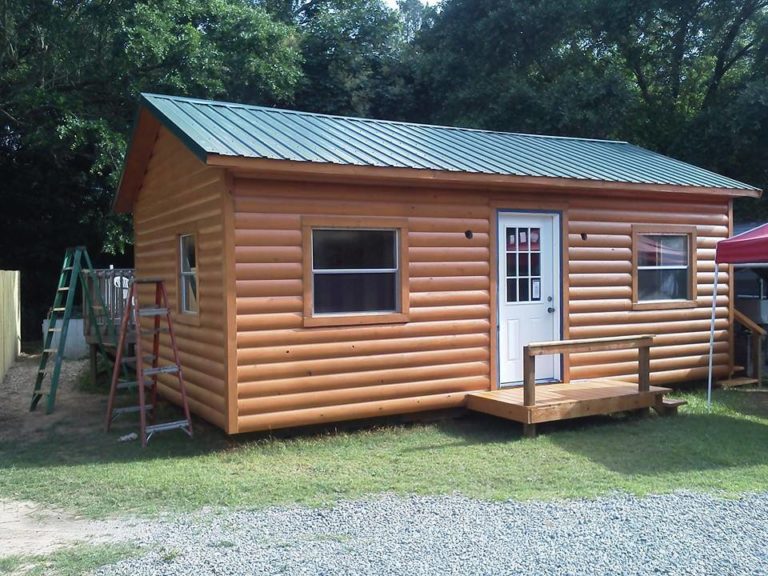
302;217;409;327
179;234;198;314
632;226;696;309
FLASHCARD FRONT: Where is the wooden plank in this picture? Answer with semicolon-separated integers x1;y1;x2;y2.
527;334;655;355
529;392;661;423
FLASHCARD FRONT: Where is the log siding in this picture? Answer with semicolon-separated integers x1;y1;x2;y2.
133;127;230;430
231;180;731;432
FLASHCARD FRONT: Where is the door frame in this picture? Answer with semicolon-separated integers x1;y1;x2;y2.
495;208;565;388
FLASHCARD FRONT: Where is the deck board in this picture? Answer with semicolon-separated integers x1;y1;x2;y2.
466;380;671;425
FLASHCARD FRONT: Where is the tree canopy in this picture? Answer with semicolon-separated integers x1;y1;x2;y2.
1;0;767;336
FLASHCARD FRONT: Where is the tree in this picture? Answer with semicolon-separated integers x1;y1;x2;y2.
0;0;302;336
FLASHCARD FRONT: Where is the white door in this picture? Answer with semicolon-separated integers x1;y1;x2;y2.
498;212;561;385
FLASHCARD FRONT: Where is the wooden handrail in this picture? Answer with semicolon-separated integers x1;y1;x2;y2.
522;334;654;407
526;335;655;356
734;308;767;337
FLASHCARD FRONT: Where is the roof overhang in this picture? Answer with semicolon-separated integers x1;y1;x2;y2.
207;154;763;199
113;103;762;213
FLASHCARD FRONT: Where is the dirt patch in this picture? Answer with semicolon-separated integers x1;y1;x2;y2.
0;499;138;558
0;354;106;445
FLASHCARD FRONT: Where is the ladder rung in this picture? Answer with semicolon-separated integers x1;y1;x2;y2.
48;328;62;333
52;307;66;312
63;266;74;271
139;328;169;335
57;287;70;292
138;308;169;317
116;379;153;390
112;404;153;416
121;355;156;364
145;420;190;434
143;365;179;376
43;348;58;354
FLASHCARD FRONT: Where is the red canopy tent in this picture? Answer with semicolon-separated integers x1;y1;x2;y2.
708;224;768;406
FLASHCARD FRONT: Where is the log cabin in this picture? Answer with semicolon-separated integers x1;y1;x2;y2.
113;93;761;435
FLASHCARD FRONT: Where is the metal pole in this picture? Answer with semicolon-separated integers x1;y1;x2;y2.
707;262;719;410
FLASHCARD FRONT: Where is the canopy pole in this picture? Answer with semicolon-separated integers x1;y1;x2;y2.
707;262;719;410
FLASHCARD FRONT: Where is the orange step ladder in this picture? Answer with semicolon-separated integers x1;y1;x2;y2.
105;278;193;447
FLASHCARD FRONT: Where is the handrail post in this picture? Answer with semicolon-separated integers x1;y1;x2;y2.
523;345;535;406
638;344;650;392
753;333;763;387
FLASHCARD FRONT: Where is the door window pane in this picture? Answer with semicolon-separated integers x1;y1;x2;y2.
519;279;530;302
506;278;517;303
506;227;517;251
506;253;517;277
530;228;540;251
518;229;529;251
518;253;529;276
530;253;541;276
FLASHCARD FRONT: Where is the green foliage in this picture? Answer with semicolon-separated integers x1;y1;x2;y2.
0;543;141;576
0;0;302;335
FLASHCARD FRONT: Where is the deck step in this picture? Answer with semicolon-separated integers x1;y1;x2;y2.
661;398;688;408
719;377;760;388
652;396;688;416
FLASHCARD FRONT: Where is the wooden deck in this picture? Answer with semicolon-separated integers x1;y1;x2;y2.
466;379;672;432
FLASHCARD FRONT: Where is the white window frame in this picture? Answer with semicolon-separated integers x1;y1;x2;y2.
311;227;400;316
179;233;198;314
632;225;697;311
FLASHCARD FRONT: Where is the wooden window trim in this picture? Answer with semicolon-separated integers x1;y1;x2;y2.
631;224;697;311
302;216;410;328
175;230;201;326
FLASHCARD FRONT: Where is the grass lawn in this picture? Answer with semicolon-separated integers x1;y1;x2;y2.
1;387;767;518
0;543;140;576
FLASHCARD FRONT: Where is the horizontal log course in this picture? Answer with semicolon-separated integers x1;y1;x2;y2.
237;393;467;433
237;346;490;381
237;332;489;366
238;360;490;398
238;376;488;416
237;319;490;347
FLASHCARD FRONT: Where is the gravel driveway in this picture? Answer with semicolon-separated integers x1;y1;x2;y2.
97;492;767;575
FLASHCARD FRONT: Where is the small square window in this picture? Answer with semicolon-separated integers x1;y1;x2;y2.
179;234;198;314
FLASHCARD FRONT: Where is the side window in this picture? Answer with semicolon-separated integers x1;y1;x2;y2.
179;234;198;314
632;226;696;309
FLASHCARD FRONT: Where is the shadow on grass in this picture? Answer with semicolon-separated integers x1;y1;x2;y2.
4;389;768;482
548;411;768;476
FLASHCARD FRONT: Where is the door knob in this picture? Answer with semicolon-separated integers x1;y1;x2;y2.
547;307;556;313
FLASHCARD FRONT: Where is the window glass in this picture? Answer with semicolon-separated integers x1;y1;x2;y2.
180;234;198;313
312;229;398;315
637;234;690;301
505;226;542;303
313;230;396;269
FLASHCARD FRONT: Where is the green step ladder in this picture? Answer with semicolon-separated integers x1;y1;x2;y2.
31;247;115;413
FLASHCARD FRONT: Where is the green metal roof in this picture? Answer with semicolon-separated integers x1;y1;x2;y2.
140;93;759;192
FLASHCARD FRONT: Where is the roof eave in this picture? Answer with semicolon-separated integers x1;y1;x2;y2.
206;154;763;199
